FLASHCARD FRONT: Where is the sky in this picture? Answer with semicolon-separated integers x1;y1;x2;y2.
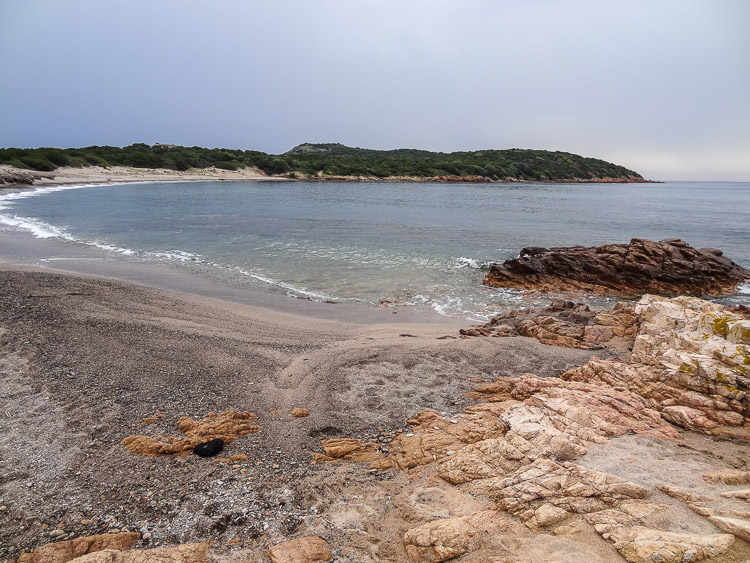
1;0;748;181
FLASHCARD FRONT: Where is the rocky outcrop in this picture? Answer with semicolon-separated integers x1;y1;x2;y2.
313;295;750;561
17;533;141;563
69;543;208;562
484;238;749;296
402;511;507;563
707;516;750;543
564;295;750;438
597;526;735;563
461;299;638;350
268;536;332;563
121;410;261;456
703;469;750;485
0;165;50;186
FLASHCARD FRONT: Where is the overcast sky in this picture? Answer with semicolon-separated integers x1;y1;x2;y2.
1;0;748;181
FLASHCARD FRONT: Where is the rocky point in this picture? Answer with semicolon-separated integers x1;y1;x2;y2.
483;238;750;296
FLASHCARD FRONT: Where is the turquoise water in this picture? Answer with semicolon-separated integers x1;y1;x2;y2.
1;180;748;320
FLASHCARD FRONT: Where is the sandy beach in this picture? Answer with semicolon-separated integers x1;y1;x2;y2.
1;184;749;562
0;164;286;188
2;254;749;561
0;265;602;559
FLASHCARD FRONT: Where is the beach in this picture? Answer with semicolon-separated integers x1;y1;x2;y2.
1;165;286;188
2;177;749;562
0;264;602;560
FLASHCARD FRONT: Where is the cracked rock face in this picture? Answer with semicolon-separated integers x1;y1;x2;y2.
601;527;735;563
402;510;508;563
484;238;750;296
315;295;750;561
564;295;750;439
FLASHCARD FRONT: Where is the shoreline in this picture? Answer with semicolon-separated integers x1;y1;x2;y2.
0;228;459;326
2;265;749;562
0;164;659;189
2;183;749;560
0;266;604;560
0;164;289;189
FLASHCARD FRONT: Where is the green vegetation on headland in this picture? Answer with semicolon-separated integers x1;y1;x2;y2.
0;142;646;182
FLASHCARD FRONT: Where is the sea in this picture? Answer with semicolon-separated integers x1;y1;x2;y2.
1;180;748;321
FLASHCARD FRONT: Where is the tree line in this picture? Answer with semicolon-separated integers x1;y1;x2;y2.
0;142;643;181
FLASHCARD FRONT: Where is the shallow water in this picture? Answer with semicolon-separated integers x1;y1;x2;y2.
1;180;748;320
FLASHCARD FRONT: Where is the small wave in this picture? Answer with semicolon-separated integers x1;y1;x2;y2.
145;249;201;262
0;183;99;212
0;214;74;239
87;241;136;256
737;282;750;295
0;184;103;240
452;256;493;270
228;266;345;303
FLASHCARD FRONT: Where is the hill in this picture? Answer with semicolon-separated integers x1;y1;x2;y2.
0;143;646;182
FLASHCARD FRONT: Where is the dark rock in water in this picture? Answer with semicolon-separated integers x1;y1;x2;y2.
193;438;224;457
484;238;750;297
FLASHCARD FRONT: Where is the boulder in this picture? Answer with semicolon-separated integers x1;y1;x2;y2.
484;239;749;296
603;527;735;562
461;299;638;349
18;532;140;563
268;536;332;563
707;516;750;542
402;511;507;563
68;543;208;562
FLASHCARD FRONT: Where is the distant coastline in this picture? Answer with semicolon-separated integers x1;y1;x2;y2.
0;164;286;188
0;142;653;187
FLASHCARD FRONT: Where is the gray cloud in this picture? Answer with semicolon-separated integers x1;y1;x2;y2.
1;0;748;180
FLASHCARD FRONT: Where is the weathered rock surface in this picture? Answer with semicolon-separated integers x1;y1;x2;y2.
703;469;750;485
0;164;50;185
484;238;749;296
564;295;750;438
402;510;507;563
316;356;683;481
461;299;638;350
121;410;261;456
311;437;384;464
268;536;332;563
483;458;650;518
69;543;208;562
311;295;750;561
656;485;712;503
707;516;750;543
18;532;140;563
600;526;735;562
